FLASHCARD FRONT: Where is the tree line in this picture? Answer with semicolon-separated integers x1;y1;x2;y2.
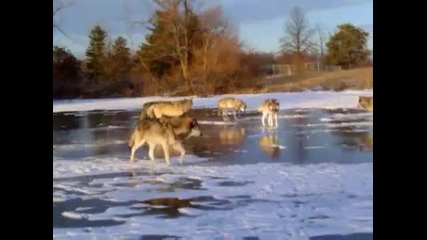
53;1;372;99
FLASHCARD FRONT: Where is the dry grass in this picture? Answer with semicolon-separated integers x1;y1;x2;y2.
263;67;373;92
168;67;373;96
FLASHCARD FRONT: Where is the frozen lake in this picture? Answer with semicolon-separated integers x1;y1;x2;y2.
53;106;373;239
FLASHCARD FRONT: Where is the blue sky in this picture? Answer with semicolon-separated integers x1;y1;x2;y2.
53;0;373;58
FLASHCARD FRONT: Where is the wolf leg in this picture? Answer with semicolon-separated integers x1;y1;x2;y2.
261;112;267;126
274;113;278;127
172;142;186;165
148;143;156;163
129;139;145;163
269;113;276;127
222;109;229;121
233;110;238;120
161;142;171;166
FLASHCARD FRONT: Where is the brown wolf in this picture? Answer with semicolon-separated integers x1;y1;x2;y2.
217;97;247;121
139;100;169;120
142;98;193;119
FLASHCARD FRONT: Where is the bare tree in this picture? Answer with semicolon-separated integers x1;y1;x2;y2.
148;0;196;94
315;23;326;71
193;6;238;93
53;0;73;36
279;6;315;59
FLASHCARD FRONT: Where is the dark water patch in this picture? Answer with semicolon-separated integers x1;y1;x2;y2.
310;232;373;240
217;180;254;187
321;108;368;115
140;235;183;240
118;196;234;218
53;198;136;228
308;215;331;221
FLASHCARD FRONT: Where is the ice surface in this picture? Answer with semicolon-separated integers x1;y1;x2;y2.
53;90;373;113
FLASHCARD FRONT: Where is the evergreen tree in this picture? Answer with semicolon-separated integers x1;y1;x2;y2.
85;25;108;82
53;46;81;98
110;36;131;81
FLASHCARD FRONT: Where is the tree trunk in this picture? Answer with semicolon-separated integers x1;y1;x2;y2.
182;0;196;95
202;38;210;94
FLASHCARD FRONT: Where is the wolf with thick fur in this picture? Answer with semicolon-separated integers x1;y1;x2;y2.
142;98;193;119
257;98;280;127
217;97;247;121
358;96;373;112
128;115;202;166
139;100;168;120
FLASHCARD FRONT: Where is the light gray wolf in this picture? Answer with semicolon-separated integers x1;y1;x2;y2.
217;97;247;121
358;96;373;112
257;98;280;127
142;98;193;119
128;115;202;166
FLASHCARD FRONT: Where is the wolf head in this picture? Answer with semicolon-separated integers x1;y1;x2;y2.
188;118;202;137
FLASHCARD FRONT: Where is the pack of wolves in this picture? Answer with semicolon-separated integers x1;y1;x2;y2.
128;95;373;166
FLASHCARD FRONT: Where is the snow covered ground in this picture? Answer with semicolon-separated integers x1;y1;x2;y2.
53;90;373;239
53;90;373;113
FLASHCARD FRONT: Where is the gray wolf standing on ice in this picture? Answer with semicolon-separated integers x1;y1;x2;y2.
128;115;202;166
217;97;247;121
357;96;373;112
140;98;194;119
257;98;280;127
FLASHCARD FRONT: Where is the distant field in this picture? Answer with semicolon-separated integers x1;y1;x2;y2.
255;67;373;93
267;67;373;92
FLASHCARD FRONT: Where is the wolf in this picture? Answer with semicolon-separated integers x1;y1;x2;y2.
128;115;202;166
257;98;280;127
142;98;193;119
139;100;169;120
217;97;247;121
358;96;373;112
